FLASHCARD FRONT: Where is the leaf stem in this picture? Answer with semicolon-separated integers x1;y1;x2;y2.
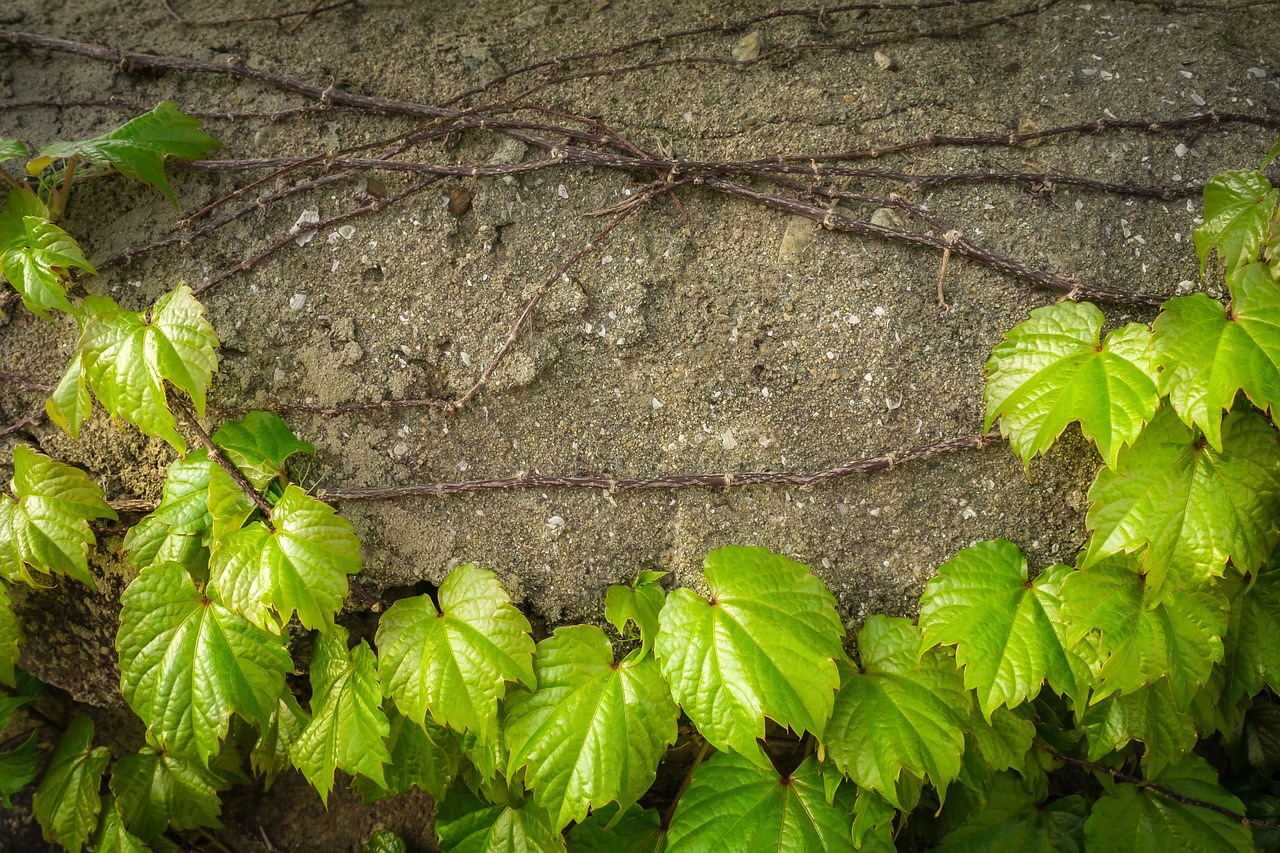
0;169;24;192
172;396;275;528
1033;743;1280;830
662;737;709;830
48;155;78;220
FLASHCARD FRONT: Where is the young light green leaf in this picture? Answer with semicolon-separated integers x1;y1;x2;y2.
354;699;459;804
604;570;667;656
211;411;313;490
291;627;391;805
0;138;28;162
123;450;212;571
984;302;1158;468
362;829;407;853
117;561;291;766
0;733;40;807
1061;553;1225;708
0;444;116;587
665;753;854;852
377;562;535;737
919;540;1083;717
1152;264;1280;450
32;715;111;853
0;214;95;318
1194;168;1278;274
46;352;92;441
1083;407;1280;592
208;485;361;632
38;102;221;205
1221;565;1280;706
936;777;1087;853
78;285;220;452
822;617;970;808
0;582;21;686
1084;754;1253;852
249;690;308;790
504;625;679;831
654;546;844;765
93;796;151;853
1080;678;1199;778
110;745;224;840
206;464;257;542
566;803;666;853
434;785;564;853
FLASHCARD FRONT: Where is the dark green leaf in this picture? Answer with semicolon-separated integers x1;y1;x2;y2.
110;745;223;840
665;753;853;852
362;829;407;853
0;444;116;587
1221;565;1280;706
655;546;844;765
93;795;151;853
0;733;39;807
249;690;308;790
211;411;313;490
1080;678;1199;778
38;103;221;205
984;302;1158;467
0;582;21;686
567;803;665;853
1083;407;1280;592
936;774;1087;853
1194;168;1278;274
32;715;110;853
354;699;459;803
1084;754;1254;852
919;540;1083;717
505;625;679;831
435;786;564;853
0;138;28;162
117;561;292;766
378;563;535;738
604;570;666;656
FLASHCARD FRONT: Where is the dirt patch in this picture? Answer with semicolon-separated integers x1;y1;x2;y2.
1;0;1276;848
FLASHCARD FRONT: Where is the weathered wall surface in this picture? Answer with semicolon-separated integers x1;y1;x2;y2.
1;0;1276;848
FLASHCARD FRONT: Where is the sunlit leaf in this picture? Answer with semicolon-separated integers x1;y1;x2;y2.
0;583;21;687
984;302;1158;467
605;571;667;657
0;211;94;318
117;561;291;766
123;450;211;572
1194;168;1277;275
378;562;534;738
211;411;313;490
32;715;110;853
655;546;844;765
0;138;28;162
505;625;679;831
92;795;150;853
46;352;92;441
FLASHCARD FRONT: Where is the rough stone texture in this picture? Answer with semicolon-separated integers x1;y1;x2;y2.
0;0;1276;848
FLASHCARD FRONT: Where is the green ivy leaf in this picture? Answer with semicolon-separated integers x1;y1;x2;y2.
1152;264;1280;450
1194;168;1278;275
92;795;151;853
78;285;220;453
249;690;309;791
110;745;223;840
823;617;970;808
38;102;221;205
0;138;29;162
32;715;111;853
604;570;667;656
936;776;1087;852
566;803;665;853
211;411;313;490
0;212;95;319
207;465;257;543
852;785;899;850
1221;565;1280;706
46;351;92;441
117;561;291;766
665;753;853;851
377;563;535;738
0;444;116;587
291;626;391;806
504;625;679;831
1083;407;1280;592
354;699;459;803
654;546;844;765
984;302;1158;467
124;450;212;571
362;829;407;853
919;540;1083;717
1084;754;1254;852
1062;553;1226;708
208;485;361;632
0;582;22;686
1079;678;1199;778
969;703;1037;775
435;786;564;853
0;733;40;807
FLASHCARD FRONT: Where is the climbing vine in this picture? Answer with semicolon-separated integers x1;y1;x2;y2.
2;53;1280;853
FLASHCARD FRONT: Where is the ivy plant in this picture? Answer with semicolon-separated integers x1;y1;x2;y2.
3;105;1280;852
